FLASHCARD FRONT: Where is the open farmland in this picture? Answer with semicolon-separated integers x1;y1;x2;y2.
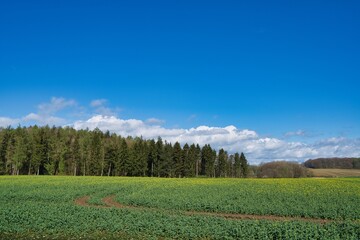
0;176;359;239
309;168;360;177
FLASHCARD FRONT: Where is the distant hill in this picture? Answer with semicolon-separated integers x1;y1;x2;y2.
304;158;360;169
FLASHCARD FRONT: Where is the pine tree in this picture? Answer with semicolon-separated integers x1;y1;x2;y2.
147;139;156;177
154;137;164;177
227;154;235;177
5;135;15;175
0;127;12;174
195;144;201;177
201;145;216;177
29;126;47;175
240;152;249;177
0;125;246;178
117;138;129;176
161;142;173;177
182;143;192;177
70;132;81;176
234;153;241;178
103;133;117;176
79;129;91;176
89;128;104;176
217;148;227;177
172;142;183;177
12;127;29;175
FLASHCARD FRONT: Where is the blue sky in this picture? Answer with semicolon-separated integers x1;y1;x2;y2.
1;1;359;163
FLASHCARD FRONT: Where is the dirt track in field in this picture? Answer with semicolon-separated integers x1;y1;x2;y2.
74;195;333;224
74;196;91;207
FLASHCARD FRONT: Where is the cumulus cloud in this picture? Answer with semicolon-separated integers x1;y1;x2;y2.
0;114;66;127
71;115;360;164
1;97;359;164
0;117;20;127
23;113;66;125
73;115;184;138
0;97;75;127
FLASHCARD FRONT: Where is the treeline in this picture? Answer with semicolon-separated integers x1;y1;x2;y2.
304;158;360;169
0;126;249;177
252;161;310;178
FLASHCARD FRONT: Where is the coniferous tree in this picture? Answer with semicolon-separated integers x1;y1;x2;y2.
240;152;249;177
117;138;129;176
147;139;156;177
234;153;241;178
200;145;207;176
129;138;148;176
70;132;81;176
29;126;47;175
201;145;216;177
88;128;104;175
217;148;227;177
195;144;201;177
79;129;91;176
154;137;164;177
139;139;148;176
0;125;248;178
161;142;173;177
227;154;235;177
103;133;117;176
12;127;29;175
172;142;183;177
182;143;192;177
185;144;196;177
5;134;15;175
0;127;12;174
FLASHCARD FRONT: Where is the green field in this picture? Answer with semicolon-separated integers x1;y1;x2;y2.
0;176;359;239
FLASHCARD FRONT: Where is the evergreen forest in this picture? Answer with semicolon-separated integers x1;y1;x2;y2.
0;126;249;177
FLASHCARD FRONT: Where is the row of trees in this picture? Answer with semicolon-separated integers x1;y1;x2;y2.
254;161;310;178
304;158;360;169
0;126;249;178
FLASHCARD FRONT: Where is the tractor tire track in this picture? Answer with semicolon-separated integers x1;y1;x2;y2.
74;195;334;224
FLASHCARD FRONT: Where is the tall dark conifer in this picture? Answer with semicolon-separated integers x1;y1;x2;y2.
240;152;249;177
173;142;182;177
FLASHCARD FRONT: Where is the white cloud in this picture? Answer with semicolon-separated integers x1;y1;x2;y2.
0;97;75;127
0;117;20;127
146;118;165;125
285;130;306;137
1;97;360;165
90;99;107;107
89;99;120;116
73;115;184;138
38;97;76;115
72;115;360;165
23;113;66;125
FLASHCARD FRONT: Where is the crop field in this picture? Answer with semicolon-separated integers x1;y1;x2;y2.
309;168;360;177
0;176;359;239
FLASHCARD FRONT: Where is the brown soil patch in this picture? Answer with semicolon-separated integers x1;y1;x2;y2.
74;196;110;208
74;196;91;207
75;195;334;224
102;195;127;208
